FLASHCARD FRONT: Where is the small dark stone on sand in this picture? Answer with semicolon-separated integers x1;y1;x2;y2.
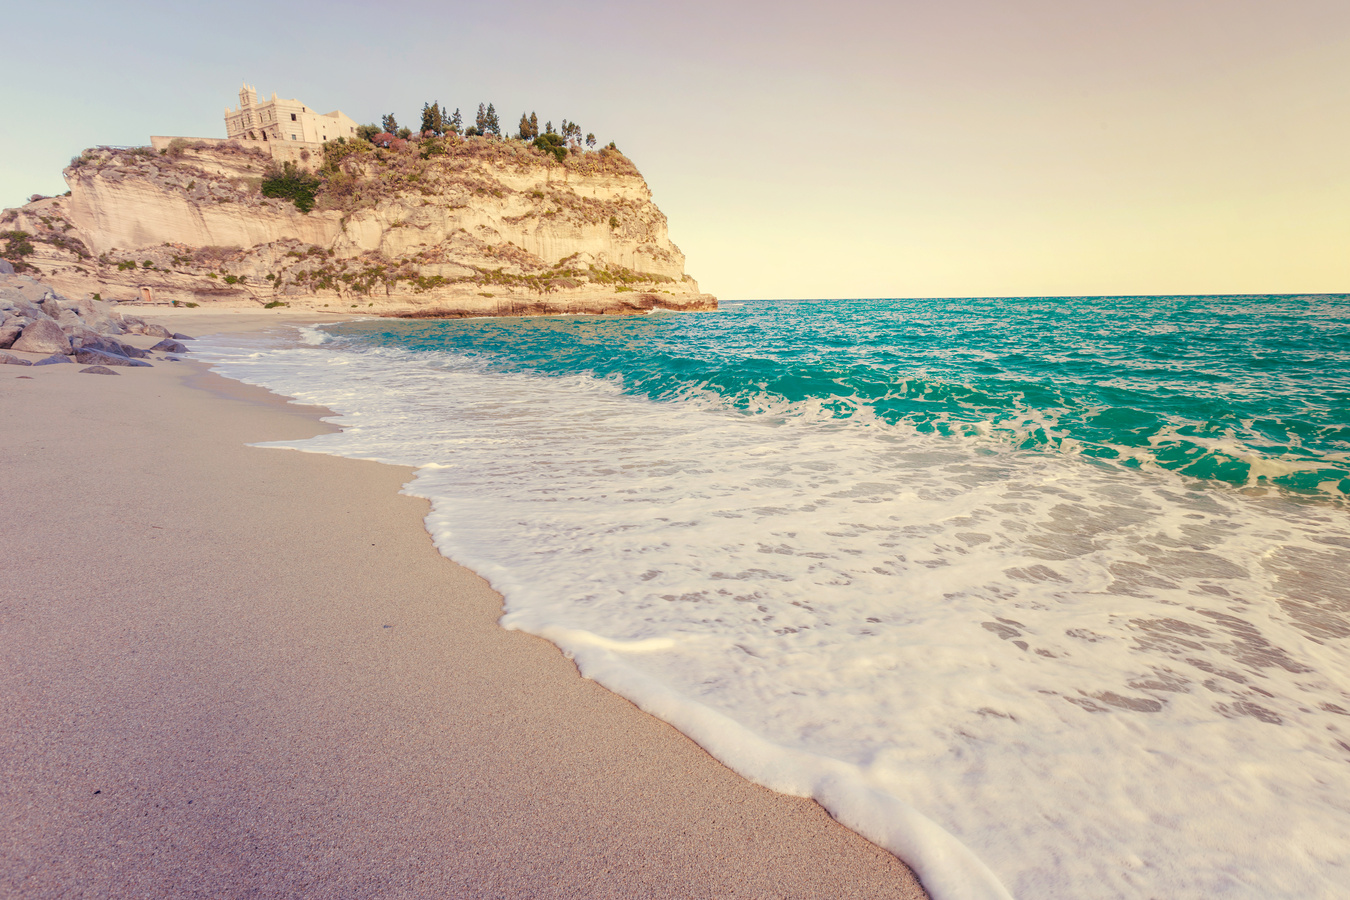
79;365;120;375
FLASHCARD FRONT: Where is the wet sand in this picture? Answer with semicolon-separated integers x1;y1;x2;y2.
0;312;929;899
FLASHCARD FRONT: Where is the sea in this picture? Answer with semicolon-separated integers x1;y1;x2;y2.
198;294;1350;900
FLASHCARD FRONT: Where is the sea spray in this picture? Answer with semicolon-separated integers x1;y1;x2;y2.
199;294;1350;899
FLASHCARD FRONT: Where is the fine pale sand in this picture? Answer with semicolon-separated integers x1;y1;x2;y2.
0;311;930;899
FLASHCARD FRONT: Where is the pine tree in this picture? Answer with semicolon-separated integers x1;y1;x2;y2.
486;103;500;136
586;133;596;149
381;113;399;134
529;112;538;138
518;112;534;140
419;102;446;136
475;103;488;134
449;108;462;133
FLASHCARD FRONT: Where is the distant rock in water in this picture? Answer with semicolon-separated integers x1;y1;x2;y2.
1;136;716;318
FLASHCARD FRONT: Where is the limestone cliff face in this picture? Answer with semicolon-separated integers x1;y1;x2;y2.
2;138;715;316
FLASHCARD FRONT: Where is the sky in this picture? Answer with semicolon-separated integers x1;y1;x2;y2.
3;0;1347;299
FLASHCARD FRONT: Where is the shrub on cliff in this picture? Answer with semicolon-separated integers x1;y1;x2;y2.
1;230;36;272
261;162;322;213
533;133;567;163
323;137;371;171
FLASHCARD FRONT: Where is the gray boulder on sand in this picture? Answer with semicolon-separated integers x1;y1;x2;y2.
0;325;21;348
76;298;124;334
1;350;33;366
0;259;14;275
78;365;119;375
143;323;173;339
74;334;150;359
33;354;73;365
172;333;195;341
74;347;152;368
150;339;188;354
12;318;72;355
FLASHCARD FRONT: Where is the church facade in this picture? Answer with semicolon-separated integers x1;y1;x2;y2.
224;84;358;145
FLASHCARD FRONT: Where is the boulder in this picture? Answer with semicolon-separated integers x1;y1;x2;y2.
56;308;84;330
150;339;188;354
40;298;65;319
143;323;173;339
9;301;47;323
171;333;195;341
118;315;146;334
11;318;72;355
0;259;14;275
73;334;150;359
79;365;119;375
1;351;32;366
0;276;55;307
33;354;73;365
76;298;124;334
0;325;20;349
74;347;151;368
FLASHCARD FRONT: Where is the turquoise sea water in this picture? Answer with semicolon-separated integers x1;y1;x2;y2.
203;294;1350;900
332;294;1350;497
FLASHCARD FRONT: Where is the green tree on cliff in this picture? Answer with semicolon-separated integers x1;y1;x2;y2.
381;113;399;134
448;108;462;133
517;111;539;140
420;102;445;136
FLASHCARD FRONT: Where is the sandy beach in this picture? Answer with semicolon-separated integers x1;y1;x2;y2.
0;311;929;898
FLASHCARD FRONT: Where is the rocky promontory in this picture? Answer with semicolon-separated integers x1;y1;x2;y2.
1;136;716;317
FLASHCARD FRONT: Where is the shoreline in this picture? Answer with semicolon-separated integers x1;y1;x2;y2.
1;312;929;898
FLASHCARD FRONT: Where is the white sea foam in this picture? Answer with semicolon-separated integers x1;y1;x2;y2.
199;327;1350;900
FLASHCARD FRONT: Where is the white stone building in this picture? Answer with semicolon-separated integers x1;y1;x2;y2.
224;84;358;145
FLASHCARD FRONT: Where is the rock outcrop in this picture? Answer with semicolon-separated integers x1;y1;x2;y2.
1;137;716;317
1;271;180;370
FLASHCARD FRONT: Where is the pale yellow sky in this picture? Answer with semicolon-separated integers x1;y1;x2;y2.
4;0;1347;298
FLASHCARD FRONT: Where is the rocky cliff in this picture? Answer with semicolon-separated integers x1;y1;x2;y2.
1;137;716;317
